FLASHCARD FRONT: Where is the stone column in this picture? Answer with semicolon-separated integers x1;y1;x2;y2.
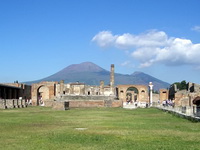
60;80;64;95
110;64;115;95
149;82;154;107
100;80;104;95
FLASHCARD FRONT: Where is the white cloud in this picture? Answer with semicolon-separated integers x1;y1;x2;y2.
146;38;200;66
92;30;200;68
116;30;170;49
91;31;117;48
192;26;200;32
92;30;170;49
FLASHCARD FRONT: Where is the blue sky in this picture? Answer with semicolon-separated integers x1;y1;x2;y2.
0;0;200;84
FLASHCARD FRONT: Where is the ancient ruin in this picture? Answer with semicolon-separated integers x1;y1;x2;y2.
167;82;200;117
28;64;150;109
1;63;200;120
0;83;31;109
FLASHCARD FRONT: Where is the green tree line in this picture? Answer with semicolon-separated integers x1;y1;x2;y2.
172;80;187;90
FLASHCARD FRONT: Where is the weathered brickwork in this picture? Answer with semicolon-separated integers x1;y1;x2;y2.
52;101;69;110
69;100;105;108
159;89;169;103
0;99;27;109
31;81;58;106
117;84;148;107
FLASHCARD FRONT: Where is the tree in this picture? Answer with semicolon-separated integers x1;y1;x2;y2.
180;80;187;90
171;80;187;90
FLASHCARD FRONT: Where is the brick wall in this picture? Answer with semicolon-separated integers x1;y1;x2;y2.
0;99;27;109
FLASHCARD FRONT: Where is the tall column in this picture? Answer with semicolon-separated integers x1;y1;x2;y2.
110;64;115;95
149;82;154;107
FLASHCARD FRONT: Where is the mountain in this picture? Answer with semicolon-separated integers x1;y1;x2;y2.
25;62;170;90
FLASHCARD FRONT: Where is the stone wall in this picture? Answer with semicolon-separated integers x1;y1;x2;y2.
31;81;57;106
69;100;105;108
44;100;54;107
60;95;114;101
117;85;148;103
52;101;69;110
111;100;123;107
0;99;27;109
159;89;169;102
68;100;122;108
57;95;122;108
152;93;159;103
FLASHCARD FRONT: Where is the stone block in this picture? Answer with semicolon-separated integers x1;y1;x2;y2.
6;100;14;109
52;101;69;110
44;100;54;107
104;100;112;107
21;99;27;107
69;100;104;108
13;99;18;108
0;100;6;109
18;100;22;108
112;100;123;107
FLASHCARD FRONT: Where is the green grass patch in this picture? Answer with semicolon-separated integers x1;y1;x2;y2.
0;107;200;150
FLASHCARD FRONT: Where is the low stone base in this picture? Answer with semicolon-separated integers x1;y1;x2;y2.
69;100;104;108
44;100;54;107
69;100;123;108
123;102;137;109
0;99;27;109
52;101;69;111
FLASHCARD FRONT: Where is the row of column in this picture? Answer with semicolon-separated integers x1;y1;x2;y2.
0;86;20;99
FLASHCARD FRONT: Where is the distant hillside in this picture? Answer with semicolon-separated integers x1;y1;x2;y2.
24;62;170;90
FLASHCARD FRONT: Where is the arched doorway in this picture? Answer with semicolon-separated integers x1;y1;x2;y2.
37;86;49;106
126;87;139;103
193;96;200;117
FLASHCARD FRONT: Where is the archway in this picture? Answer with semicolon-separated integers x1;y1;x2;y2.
37;86;49;106
193;96;200;117
126;87;139;103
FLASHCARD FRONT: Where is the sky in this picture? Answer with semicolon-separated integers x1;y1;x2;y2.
0;0;200;84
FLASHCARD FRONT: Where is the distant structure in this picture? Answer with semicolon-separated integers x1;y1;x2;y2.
117;85;148;108
158;82;200;117
0;83;31;100
171;82;200;116
0;83;31;109
4;64;193;110
30;64;150;109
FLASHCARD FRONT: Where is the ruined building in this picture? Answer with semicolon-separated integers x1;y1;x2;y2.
158;82;200;116
0;83;31;109
31;64;149;109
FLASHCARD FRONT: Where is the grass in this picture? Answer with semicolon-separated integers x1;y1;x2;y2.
0;107;200;150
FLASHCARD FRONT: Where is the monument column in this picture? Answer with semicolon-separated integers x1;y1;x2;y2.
110;64;115;95
149;82;154;107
